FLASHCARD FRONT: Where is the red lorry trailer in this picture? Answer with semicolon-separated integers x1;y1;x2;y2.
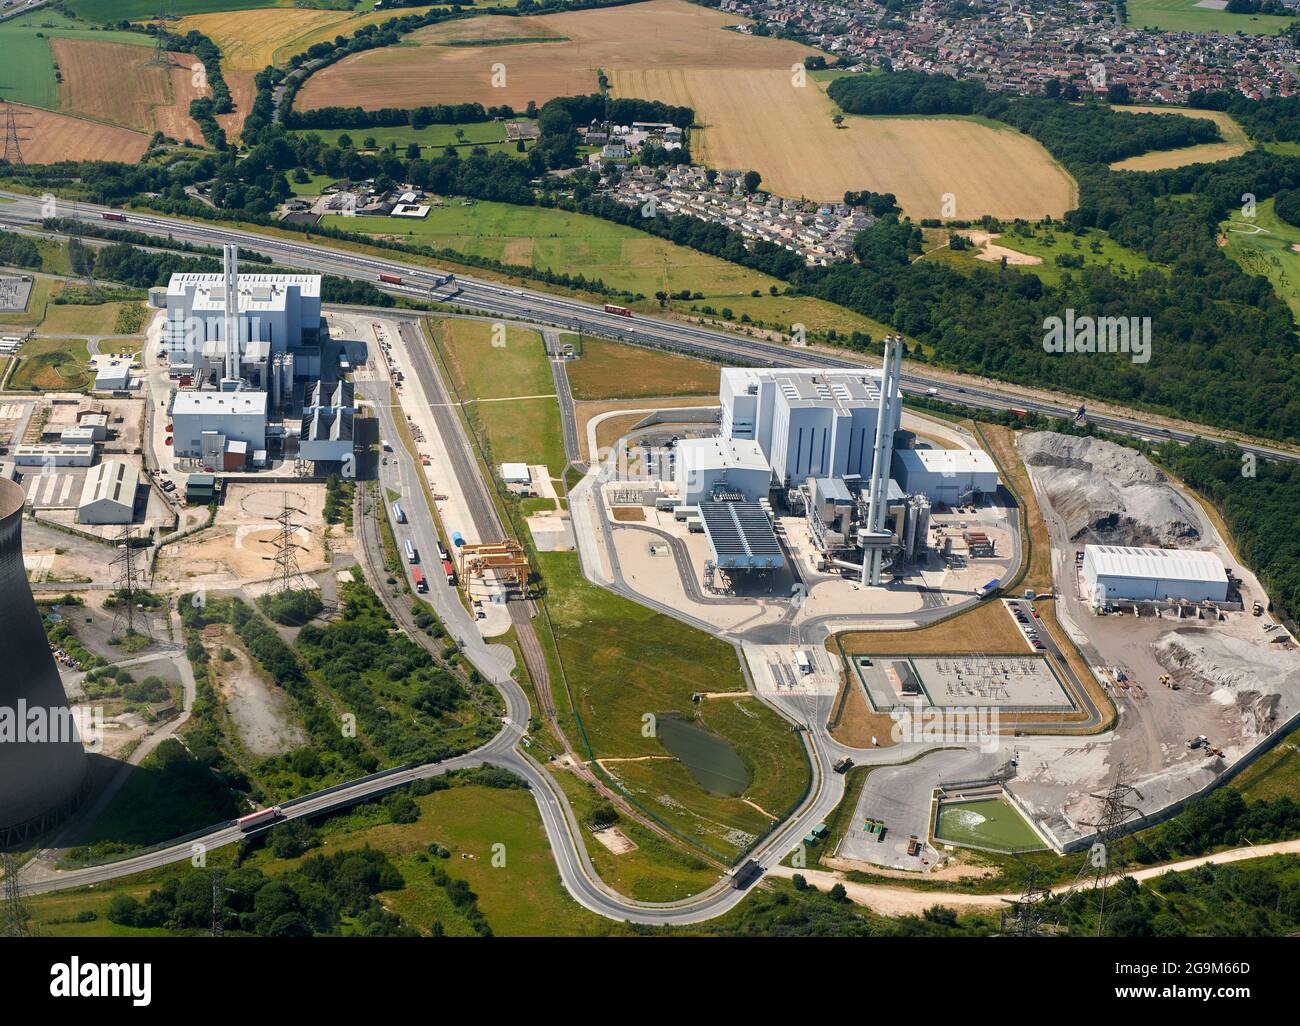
378;273;403;285
603;303;632;317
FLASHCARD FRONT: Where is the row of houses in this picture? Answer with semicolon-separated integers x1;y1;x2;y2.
604;165;875;264
721;0;1300;102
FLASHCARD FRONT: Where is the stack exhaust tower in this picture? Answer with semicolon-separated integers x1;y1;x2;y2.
0;478;89;846
222;243;240;385
861;335;904;586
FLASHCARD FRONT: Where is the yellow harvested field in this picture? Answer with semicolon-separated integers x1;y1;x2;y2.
9;103;149;165
1109;105;1252;171
616;66;1076;216
53;39;205;142
177;6;439;71
298;0;812;111
217;70;258;139
299;0;1074;216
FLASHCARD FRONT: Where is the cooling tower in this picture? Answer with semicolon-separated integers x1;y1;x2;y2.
0;478;89;844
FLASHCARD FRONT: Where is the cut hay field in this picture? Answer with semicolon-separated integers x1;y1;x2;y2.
298;0;812;111
298;0;1073;217
1110;105;1253;171
176;5;439;71
7;103;151;165
0;11;153;110
53;39;206;142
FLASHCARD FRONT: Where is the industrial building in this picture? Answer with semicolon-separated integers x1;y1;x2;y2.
675;437;772;504
94;359;133;391
720;366;898;488
12;444;95;468
0;477;89;845
892;448;999;506
76;459;140;525
1081;544;1229;604
171;390;268;465
698;501;784;571
298;379;355;464
156;249;322;388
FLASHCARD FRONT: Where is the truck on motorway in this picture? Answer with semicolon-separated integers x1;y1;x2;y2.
101;211;127;222
392;502;406;525
381;439;392;452
411;565;428;593
436;541;449;562
236;806;283;832
603;303;632;317
731;859;763;890
441;558;456;585
404;539;418;564
378;273;403;285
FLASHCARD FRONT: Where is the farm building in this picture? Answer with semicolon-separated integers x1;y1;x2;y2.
77;460;139;525
1081;545;1229;604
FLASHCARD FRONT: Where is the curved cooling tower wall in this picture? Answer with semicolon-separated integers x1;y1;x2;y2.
0;477;89;841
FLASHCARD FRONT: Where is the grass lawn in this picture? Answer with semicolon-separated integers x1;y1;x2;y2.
566;337;720;400
9;336;93;391
1126;0;1298;34
933;797;1047;853
431;317;568;473
40;299;133;336
1220;197;1300;319
0;10;153;110
323;198;890;338
538;549;807;860
1231;730;1300;802
294;120;529;159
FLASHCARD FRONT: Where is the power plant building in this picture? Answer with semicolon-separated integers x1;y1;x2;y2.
1081;545;1229;604
675;437;772;504
0;478;89;844
299;379;355;464
892;448;1000;506
719;367;899;488
171;390;268;460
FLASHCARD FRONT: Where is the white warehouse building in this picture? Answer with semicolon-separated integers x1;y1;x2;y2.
720;367;899;488
1081;545;1229;604
675;437;772;505
892;448;1000;506
171;391;268;459
77;460;139;525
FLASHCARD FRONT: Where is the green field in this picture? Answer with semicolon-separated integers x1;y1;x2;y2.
566;337;720;400
932;222;1163;286
933;797;1046;853
0;10;154;110
295;120;529;158
65;0;296;20
9;336;93;391
1220;197;1300;318
1126;0;1297;34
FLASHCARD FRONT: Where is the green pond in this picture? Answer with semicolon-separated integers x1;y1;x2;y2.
656;715;751;797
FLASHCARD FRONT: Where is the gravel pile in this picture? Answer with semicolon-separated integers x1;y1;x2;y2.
1019;432;1203;546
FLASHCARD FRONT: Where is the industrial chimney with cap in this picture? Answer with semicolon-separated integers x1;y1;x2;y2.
0;477;89;845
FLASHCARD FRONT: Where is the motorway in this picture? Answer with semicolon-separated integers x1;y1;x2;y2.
2;192;1297;466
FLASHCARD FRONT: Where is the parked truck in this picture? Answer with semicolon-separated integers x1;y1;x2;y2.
730;859;762;890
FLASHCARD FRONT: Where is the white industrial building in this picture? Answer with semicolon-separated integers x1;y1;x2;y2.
892;448;1000;506
171;391;268;460
94;360;133;391
12;445;95;468
720;366;899;488
156;246;321;392
77;460;139;525
1081;545;1229;604
674;437;772;504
